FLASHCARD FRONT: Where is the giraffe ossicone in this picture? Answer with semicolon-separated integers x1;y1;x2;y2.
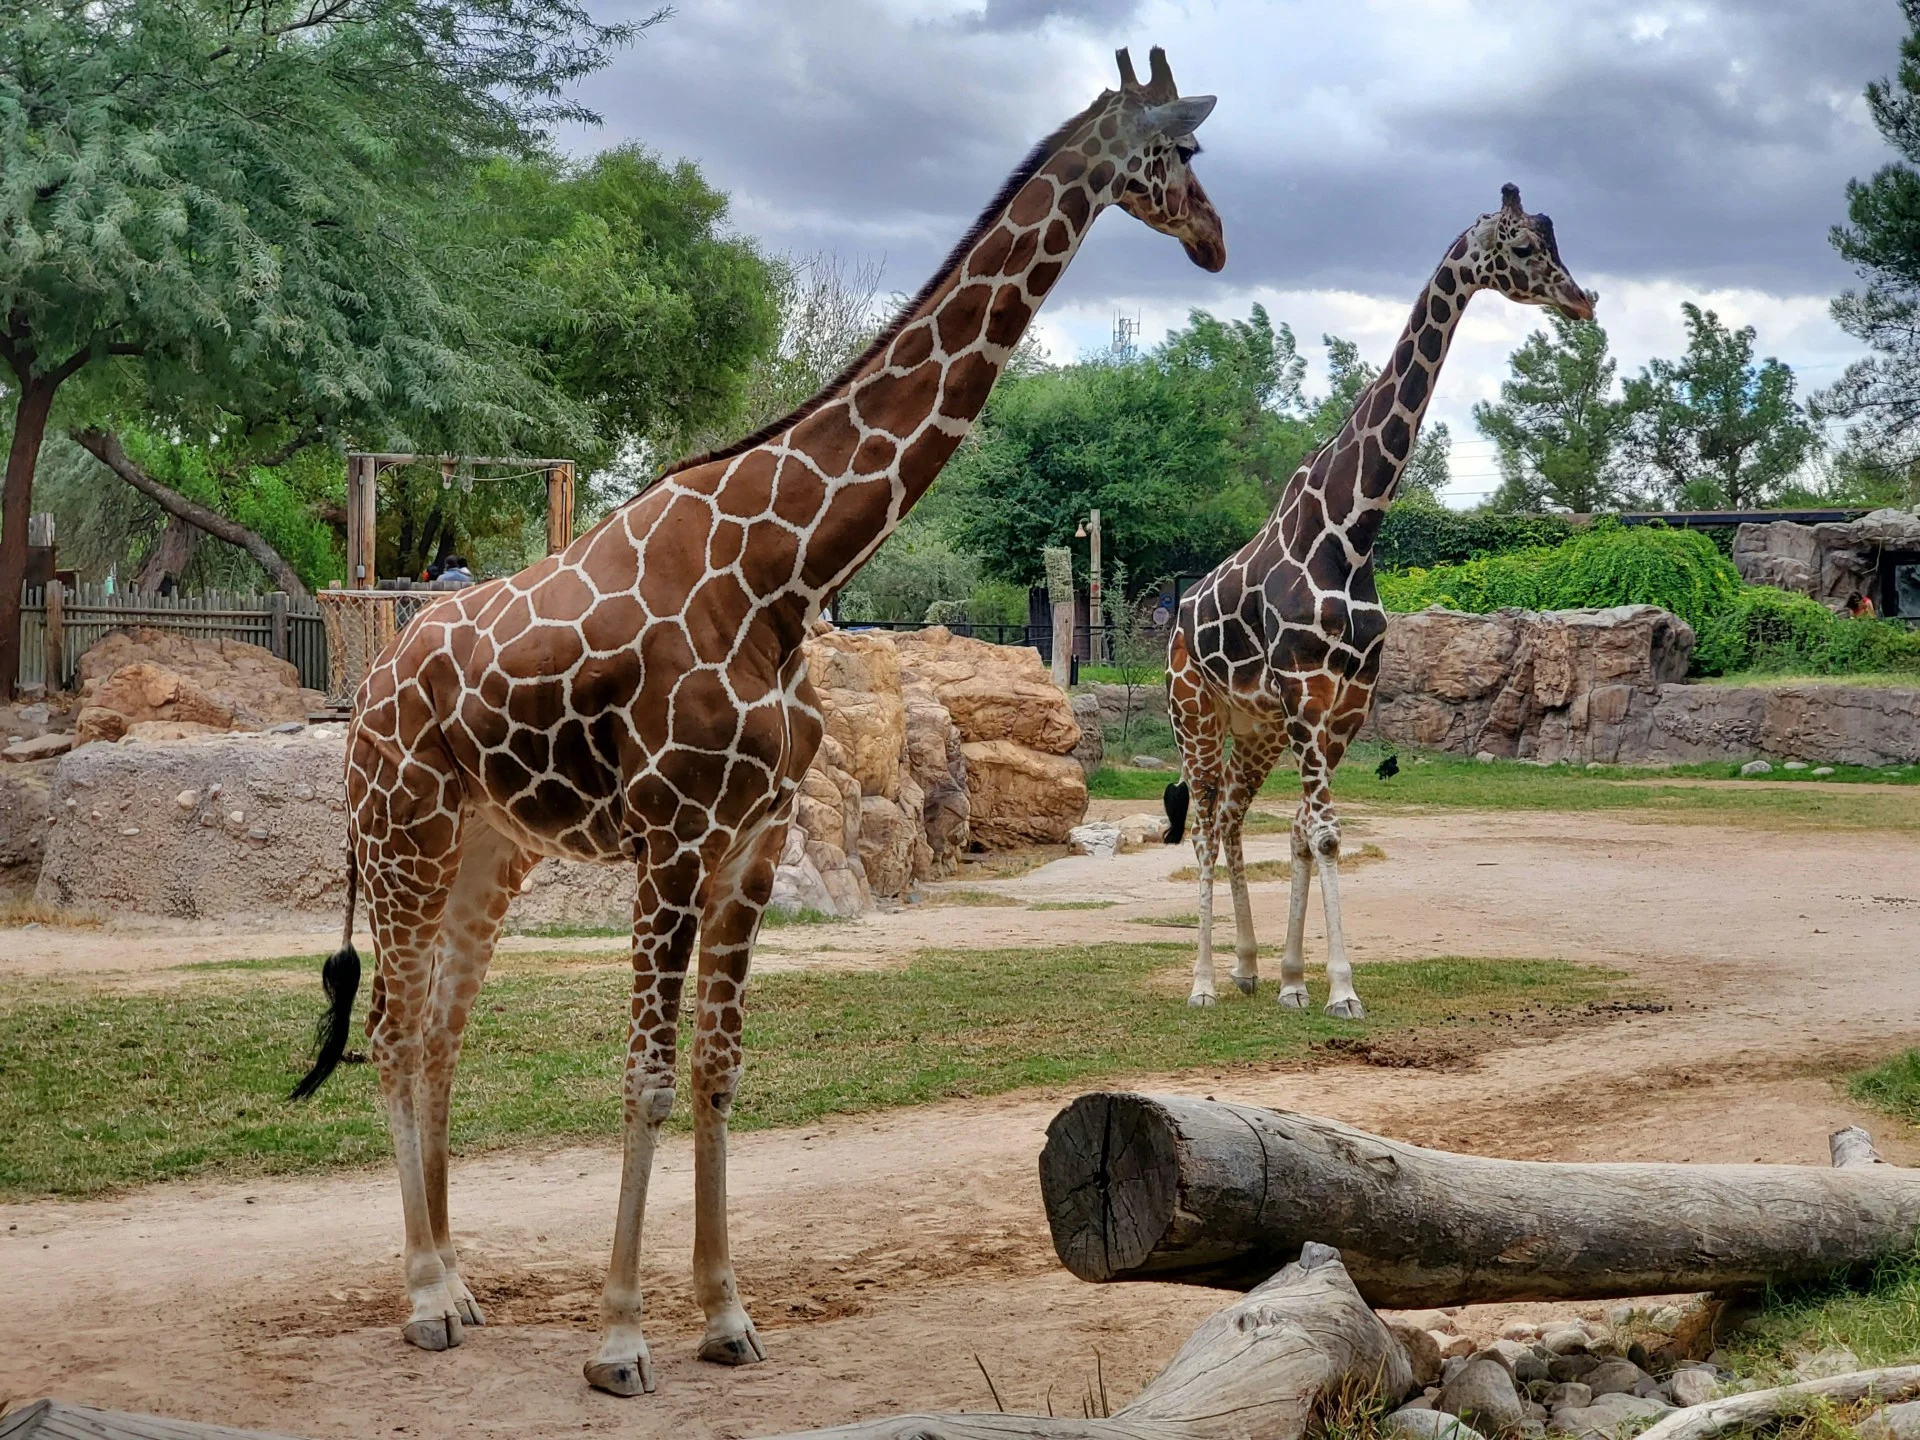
1166;184;1593;1016
289;46;1225;1398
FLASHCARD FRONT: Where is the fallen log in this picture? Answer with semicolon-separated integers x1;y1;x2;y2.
1635;1366;1920;1440
1038;1093;1920;1303
755;1243;1410;1440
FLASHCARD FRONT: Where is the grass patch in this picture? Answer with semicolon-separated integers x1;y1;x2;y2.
916;888;1022;908
0;896;101;928
1166;845;1386;884
1089;746;1920;830
1720;1248;1920;1379
0;948;1625;1198
1027;900;1118;911
509;907;838;940
1849;1050;1920;1128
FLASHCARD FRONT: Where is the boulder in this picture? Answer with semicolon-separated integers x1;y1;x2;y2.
1081;680;1170;730
1386;1409;1485;1440
1548;1393;1671;1437
1857;1400;1920;1440
902;678;969;872
961;740;1089;849
857;791;922;902
1436;1357;1527;1434
1582;1361;1645;1398
3;732;72;762
77;662;235;744
1069;821;1122;859
806;629;908;800
1664;1369;1719;1408
889;627;1081;754
1390;1323;1446;1389
76;628;322;729
1540;1385;1591;1412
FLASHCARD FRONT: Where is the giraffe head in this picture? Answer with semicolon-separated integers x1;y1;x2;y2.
1459;183;1595;321
1105;46;1226;272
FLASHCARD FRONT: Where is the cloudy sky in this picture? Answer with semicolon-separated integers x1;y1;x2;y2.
562;0;1908;506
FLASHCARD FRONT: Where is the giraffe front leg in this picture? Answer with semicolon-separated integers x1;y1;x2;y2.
586;852;700;1398
1299;785;1363;1019
1187;796;1221;1007
689;824;783;1367
1219;729;1284;996
1276;811;1313;1011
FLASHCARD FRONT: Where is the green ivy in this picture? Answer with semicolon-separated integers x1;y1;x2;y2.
1373;499;1578;570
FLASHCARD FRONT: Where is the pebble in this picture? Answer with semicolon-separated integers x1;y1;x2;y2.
1739;759;1773;776
176;790;198;811
293;783;315;801
247;825;271;841
1541;1328;1590;1356
1514;1352;1549;1384
1129;755;1168;770
1541;1383;1591;1411
17;703;50;724
1666;1369;1719;1407
1475;751;1496;764
120;826;140;836
1394;1309;1456;1334
228;810;245;826
1857;1400;1920;1440
269;721;304;735
1549;1393;1672;1437
1485;1340;1534;1374
1812;766;1835;776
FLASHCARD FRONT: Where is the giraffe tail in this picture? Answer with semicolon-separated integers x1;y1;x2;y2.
290;851;363;1101
1163;780;1190;845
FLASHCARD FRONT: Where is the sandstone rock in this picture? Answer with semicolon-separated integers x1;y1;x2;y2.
1069;692;1105;778
807;629;908;799
961;740;1088;849
903;678;969;871
1646;683;1920;767
1069;821;1121;859
1437;1332;1478;1360
1115;811;1168;848
3;732;71;762
1665;1369;1719;1408
1386;1408;1484;1440
1393;1310;1457;1334
76;628;321;728
1437;1357;1527;1433
1740;759;1773;776
889;627;1081;754
126;720;230;742
1856;1400;1920;1440
1391;1323;1446;1389
856;793;919;902
1549;1393;1672;1437
1791;1345;1861;1380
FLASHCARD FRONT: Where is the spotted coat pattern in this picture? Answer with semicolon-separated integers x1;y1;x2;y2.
337;48;1226;1398
1167;187;1593;1014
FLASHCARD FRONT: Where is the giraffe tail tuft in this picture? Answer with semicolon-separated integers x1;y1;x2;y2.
291;851;362;1101
1163;780;1190;845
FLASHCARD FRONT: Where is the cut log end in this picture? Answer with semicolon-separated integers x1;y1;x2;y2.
1040;1092;1181;1283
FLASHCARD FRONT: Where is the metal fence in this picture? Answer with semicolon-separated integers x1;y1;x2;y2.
17;584;327;692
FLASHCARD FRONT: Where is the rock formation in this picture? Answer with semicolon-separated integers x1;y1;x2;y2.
73;628;324;744
1733;508;1920;610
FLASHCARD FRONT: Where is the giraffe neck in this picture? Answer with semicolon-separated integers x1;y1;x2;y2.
1345;254;1475;512
677;115;1118;621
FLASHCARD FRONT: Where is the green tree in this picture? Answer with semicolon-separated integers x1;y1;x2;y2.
0;0;643;694
1620;304;1819;510
1474;316;1629;513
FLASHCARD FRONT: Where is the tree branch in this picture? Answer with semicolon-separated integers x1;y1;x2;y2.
72;427;313;601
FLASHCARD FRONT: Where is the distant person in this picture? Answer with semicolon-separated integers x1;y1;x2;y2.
440;556;475;586
1847;591;1876;618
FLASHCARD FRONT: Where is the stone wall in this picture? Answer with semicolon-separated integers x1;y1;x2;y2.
1370;604;1920;766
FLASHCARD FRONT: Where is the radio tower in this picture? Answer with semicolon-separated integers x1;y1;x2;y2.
1112;311;1141;357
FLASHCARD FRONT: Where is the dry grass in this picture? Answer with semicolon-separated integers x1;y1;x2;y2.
915;888;1023;908
1028;900;1118;912
0;896;102;929
1167;844;1386;885
954;846;1070;880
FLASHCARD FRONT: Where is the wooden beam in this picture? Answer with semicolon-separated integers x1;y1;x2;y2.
546;462;575;554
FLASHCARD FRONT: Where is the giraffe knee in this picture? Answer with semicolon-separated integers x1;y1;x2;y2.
1310;819;1341;858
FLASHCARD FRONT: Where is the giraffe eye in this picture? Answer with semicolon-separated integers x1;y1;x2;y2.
1512;244;1535;259
1174;142;1199;164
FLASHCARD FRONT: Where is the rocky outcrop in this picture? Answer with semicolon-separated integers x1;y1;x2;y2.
891;626;1087;845
903;678;970;872
1733;507;1920;609
1081;680;1169;730
1371;604;1920;766
1370;606;1694;764
74;628;324;738
1069;692;1105;777
76;662;236;743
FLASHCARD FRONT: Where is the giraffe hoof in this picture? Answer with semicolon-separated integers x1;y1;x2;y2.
449;1276;486;1326
1231;975;1257;996
1277;987;1309;1011
1187;992;1217;1008
1325;997;1366;1020
585;1354;657;1397
698;1321;766;1367
402;1313;463;1351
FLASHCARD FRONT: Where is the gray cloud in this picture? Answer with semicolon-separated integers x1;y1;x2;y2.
569;0;1909;315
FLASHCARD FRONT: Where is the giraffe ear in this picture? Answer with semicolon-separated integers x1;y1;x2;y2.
1137;95;1215;139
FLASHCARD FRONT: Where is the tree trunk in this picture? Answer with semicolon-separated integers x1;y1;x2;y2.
754;1242;1410;1440
135;515;199;594
73;429;312;601
1636;1367;1920;1440
1038;1093;1920;1303
0;378;56;699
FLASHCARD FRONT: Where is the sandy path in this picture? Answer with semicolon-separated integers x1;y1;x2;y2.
4;806;1920;1438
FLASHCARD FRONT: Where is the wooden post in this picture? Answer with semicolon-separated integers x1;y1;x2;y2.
545;462;575;554
357;456;378;587
269;591;289;660
43;578;64;692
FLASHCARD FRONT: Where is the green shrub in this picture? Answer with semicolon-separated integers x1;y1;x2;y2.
1374;500;1578;571
1380;520;1920;678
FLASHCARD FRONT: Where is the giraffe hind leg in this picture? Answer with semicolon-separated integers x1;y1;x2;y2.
1167;633;1226;1007
1218;727;1285;995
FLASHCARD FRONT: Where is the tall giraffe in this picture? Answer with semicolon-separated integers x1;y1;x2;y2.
291;49;1224;1398
1165;185;1591;1013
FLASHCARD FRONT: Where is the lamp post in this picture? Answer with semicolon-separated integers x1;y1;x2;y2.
1075;508;1104;663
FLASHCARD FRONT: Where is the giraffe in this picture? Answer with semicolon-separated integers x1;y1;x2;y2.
289;48;1224;1398
1164;184;1592;1014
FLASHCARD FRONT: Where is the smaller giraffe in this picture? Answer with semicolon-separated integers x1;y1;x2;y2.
1166;184;1593;1013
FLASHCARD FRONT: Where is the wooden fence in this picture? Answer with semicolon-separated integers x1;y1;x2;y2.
17;584;328;692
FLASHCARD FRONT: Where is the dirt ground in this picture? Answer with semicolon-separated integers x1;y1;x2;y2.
5;799;1920;1438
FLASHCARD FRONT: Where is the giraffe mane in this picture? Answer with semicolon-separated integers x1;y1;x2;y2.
656;91;1113;482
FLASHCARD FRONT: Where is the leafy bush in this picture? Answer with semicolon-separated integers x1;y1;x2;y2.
1380;520;1920;678
1374;499;1578;571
